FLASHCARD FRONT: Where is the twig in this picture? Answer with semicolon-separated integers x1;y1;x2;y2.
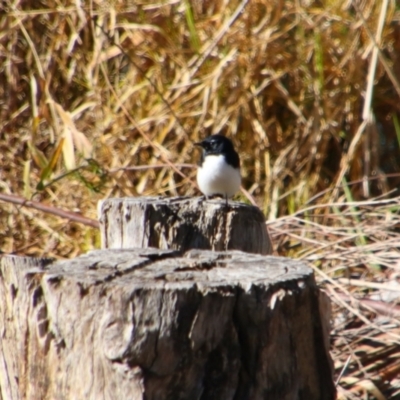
109;163;196;173
0;193;99;229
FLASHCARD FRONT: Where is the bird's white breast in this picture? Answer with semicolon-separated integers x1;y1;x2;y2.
197;154;241;198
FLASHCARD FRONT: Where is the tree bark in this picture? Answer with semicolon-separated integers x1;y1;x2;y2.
98;197;272;255
1;197;335;399
0;249;335;400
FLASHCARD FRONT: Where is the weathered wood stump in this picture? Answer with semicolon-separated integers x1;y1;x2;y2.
0;249;335;400
0;196;335;399
98;197;272;254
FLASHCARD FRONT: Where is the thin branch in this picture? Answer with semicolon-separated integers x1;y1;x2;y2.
0;193;99;229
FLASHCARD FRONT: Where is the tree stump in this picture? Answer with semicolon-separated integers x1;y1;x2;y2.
0;249;335;400
0;196;335;399
98;197;272;255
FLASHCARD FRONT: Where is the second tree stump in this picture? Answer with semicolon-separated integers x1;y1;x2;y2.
98;197;272;254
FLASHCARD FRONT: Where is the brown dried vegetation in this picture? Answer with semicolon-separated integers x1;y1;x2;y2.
1;0;400;398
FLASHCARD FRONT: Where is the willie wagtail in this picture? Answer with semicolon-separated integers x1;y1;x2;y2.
195;134;241;204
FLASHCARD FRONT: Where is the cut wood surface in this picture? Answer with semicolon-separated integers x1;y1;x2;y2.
98;197;272;255
0;249;335;400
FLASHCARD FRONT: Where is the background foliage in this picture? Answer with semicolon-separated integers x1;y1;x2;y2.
1;1;400;397
1;0;399;256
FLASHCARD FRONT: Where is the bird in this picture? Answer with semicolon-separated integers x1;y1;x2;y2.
195;134;241;205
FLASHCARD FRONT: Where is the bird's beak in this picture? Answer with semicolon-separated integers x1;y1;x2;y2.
194;141;203;147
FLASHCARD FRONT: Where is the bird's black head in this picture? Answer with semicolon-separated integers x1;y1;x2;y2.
195;134;235;155
195;134;240;168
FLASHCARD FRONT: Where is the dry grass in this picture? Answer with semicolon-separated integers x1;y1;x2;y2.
269;194;400;399
1;1;400;398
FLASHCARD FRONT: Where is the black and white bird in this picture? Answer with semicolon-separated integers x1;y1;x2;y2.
195;134;241;204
